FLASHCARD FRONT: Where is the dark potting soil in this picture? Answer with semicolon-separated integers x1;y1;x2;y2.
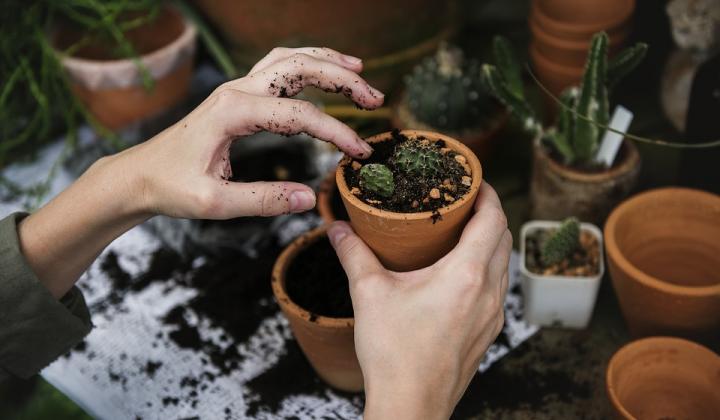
285;237;353;318
525;229;600;277
343;130;471;214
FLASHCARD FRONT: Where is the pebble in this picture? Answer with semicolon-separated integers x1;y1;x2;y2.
429;188;441;199
422;197;430;205
350;187;361;196
411;200;419;208
454;155;467;165
440;147;452;155
444;193;455;202
461;176;472;186
351;161;362;171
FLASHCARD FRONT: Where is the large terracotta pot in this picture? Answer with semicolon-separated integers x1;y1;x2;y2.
606;337;720;419
271;226;362;392
337;130;482;271
392;96;509;162
54;6;196;130
529;45;584;99
196;0;456;96
604;188;720;343
530;139;641;225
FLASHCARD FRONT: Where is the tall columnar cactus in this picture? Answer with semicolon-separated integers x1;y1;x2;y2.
393;140;443;178
481;33;648;166
404;43;498;130
359;164;395;198
541;217;581;266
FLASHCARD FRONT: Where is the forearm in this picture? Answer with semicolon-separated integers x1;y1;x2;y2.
17;152;150;299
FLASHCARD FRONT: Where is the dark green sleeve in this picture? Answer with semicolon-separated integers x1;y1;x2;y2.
0;213;92;380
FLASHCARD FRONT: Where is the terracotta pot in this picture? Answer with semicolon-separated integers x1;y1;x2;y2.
530;0;634;42
606;337;720;419
196;0;456;96
529;18;630;68
336;130;482;271
53;6;197;130
271;226;362;392
530;139;640;225
317;169;349;224
604;188;720;342
529;44;584;99
391;95;509;162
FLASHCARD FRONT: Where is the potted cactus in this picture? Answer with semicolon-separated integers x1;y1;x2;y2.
393;43;508;159
520;217;604;328
336;129;482;271
482;33;647;224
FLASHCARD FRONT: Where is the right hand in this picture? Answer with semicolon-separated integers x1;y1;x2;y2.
328;183;512;419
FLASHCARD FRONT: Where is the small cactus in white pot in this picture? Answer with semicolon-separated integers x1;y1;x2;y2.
519;217;605;329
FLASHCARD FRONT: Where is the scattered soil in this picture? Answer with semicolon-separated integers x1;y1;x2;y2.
343;130;471;213
525;229;600;277
285;237;353;318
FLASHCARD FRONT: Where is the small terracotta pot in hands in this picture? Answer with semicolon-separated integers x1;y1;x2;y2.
606;336;720;419
271;226;362;392
605;188;720;343
336;130;482;272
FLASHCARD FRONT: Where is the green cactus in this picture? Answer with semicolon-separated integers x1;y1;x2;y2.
541;217;581;266
404;43;498;130
481;33;647;167
393;140;443;179
359;163;395;198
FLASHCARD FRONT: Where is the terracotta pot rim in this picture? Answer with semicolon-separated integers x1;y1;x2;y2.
604;187;720;296
535;137;640;182
56;6;196;69
532;1;634;34
392;94;510;142
317;170;338;224
271;226;355;327
336;130;483;221
530;44;585;76
529;18;629;51
605;336;720;419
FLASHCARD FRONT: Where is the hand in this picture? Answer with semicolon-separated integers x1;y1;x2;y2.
327;183;511;419
109;46;384;219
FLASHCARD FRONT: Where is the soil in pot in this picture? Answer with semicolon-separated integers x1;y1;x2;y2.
525;228;600;277
285;237;352;319
343;130;471;214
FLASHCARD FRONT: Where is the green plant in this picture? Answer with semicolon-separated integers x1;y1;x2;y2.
359;163;395;198
481;33;647;167
393;140;443;178
541;217;581;266
403;43;499;131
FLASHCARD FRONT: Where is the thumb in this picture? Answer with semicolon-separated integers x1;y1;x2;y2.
327;221;384;288
216;181;316;218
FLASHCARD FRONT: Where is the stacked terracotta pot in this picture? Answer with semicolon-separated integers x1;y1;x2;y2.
529;0;635;99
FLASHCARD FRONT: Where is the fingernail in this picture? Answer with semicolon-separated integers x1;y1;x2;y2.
368;85;384;99
289;190;315;213
327;222;350;247
343;55;362;65
358;139;374;157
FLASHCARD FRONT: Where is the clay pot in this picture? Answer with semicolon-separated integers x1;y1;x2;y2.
531;0;634;42
196;0;456;96
604;188;720;342
53;6;197;130
529;44;584;99
271;226;362;392
392;95;509;162
317;169;348;224
606;337;720;419
336;130;482;271
529;139;641;225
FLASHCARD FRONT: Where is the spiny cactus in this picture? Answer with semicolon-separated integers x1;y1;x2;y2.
393;140;443;178
541;217;581;266
359;164;395;198
481;33;647;166
404;43;498;130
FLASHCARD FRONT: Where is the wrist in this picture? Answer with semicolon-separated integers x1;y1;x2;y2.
364;378;452;420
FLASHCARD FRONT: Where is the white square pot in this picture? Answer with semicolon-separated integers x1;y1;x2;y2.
519;220;605;329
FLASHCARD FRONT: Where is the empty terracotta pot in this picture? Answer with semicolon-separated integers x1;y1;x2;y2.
531;0;634;42
271;226;362;392
530;139;641;225
54;6;197;130
336;130;482;271
605;188;720;342
606;337;720;419
529;44;584;99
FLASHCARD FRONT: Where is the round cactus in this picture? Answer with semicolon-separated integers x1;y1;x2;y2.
359;163;395;198
393;140;443;179
541;217;581;266
404;42;497;131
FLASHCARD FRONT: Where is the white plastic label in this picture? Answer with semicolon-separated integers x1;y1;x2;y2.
596;105;634;167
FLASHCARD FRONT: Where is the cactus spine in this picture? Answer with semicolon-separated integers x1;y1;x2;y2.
359;164;395;198
393;140;443;179
541;217;581;266
404;43;497;130
481;33;647;167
